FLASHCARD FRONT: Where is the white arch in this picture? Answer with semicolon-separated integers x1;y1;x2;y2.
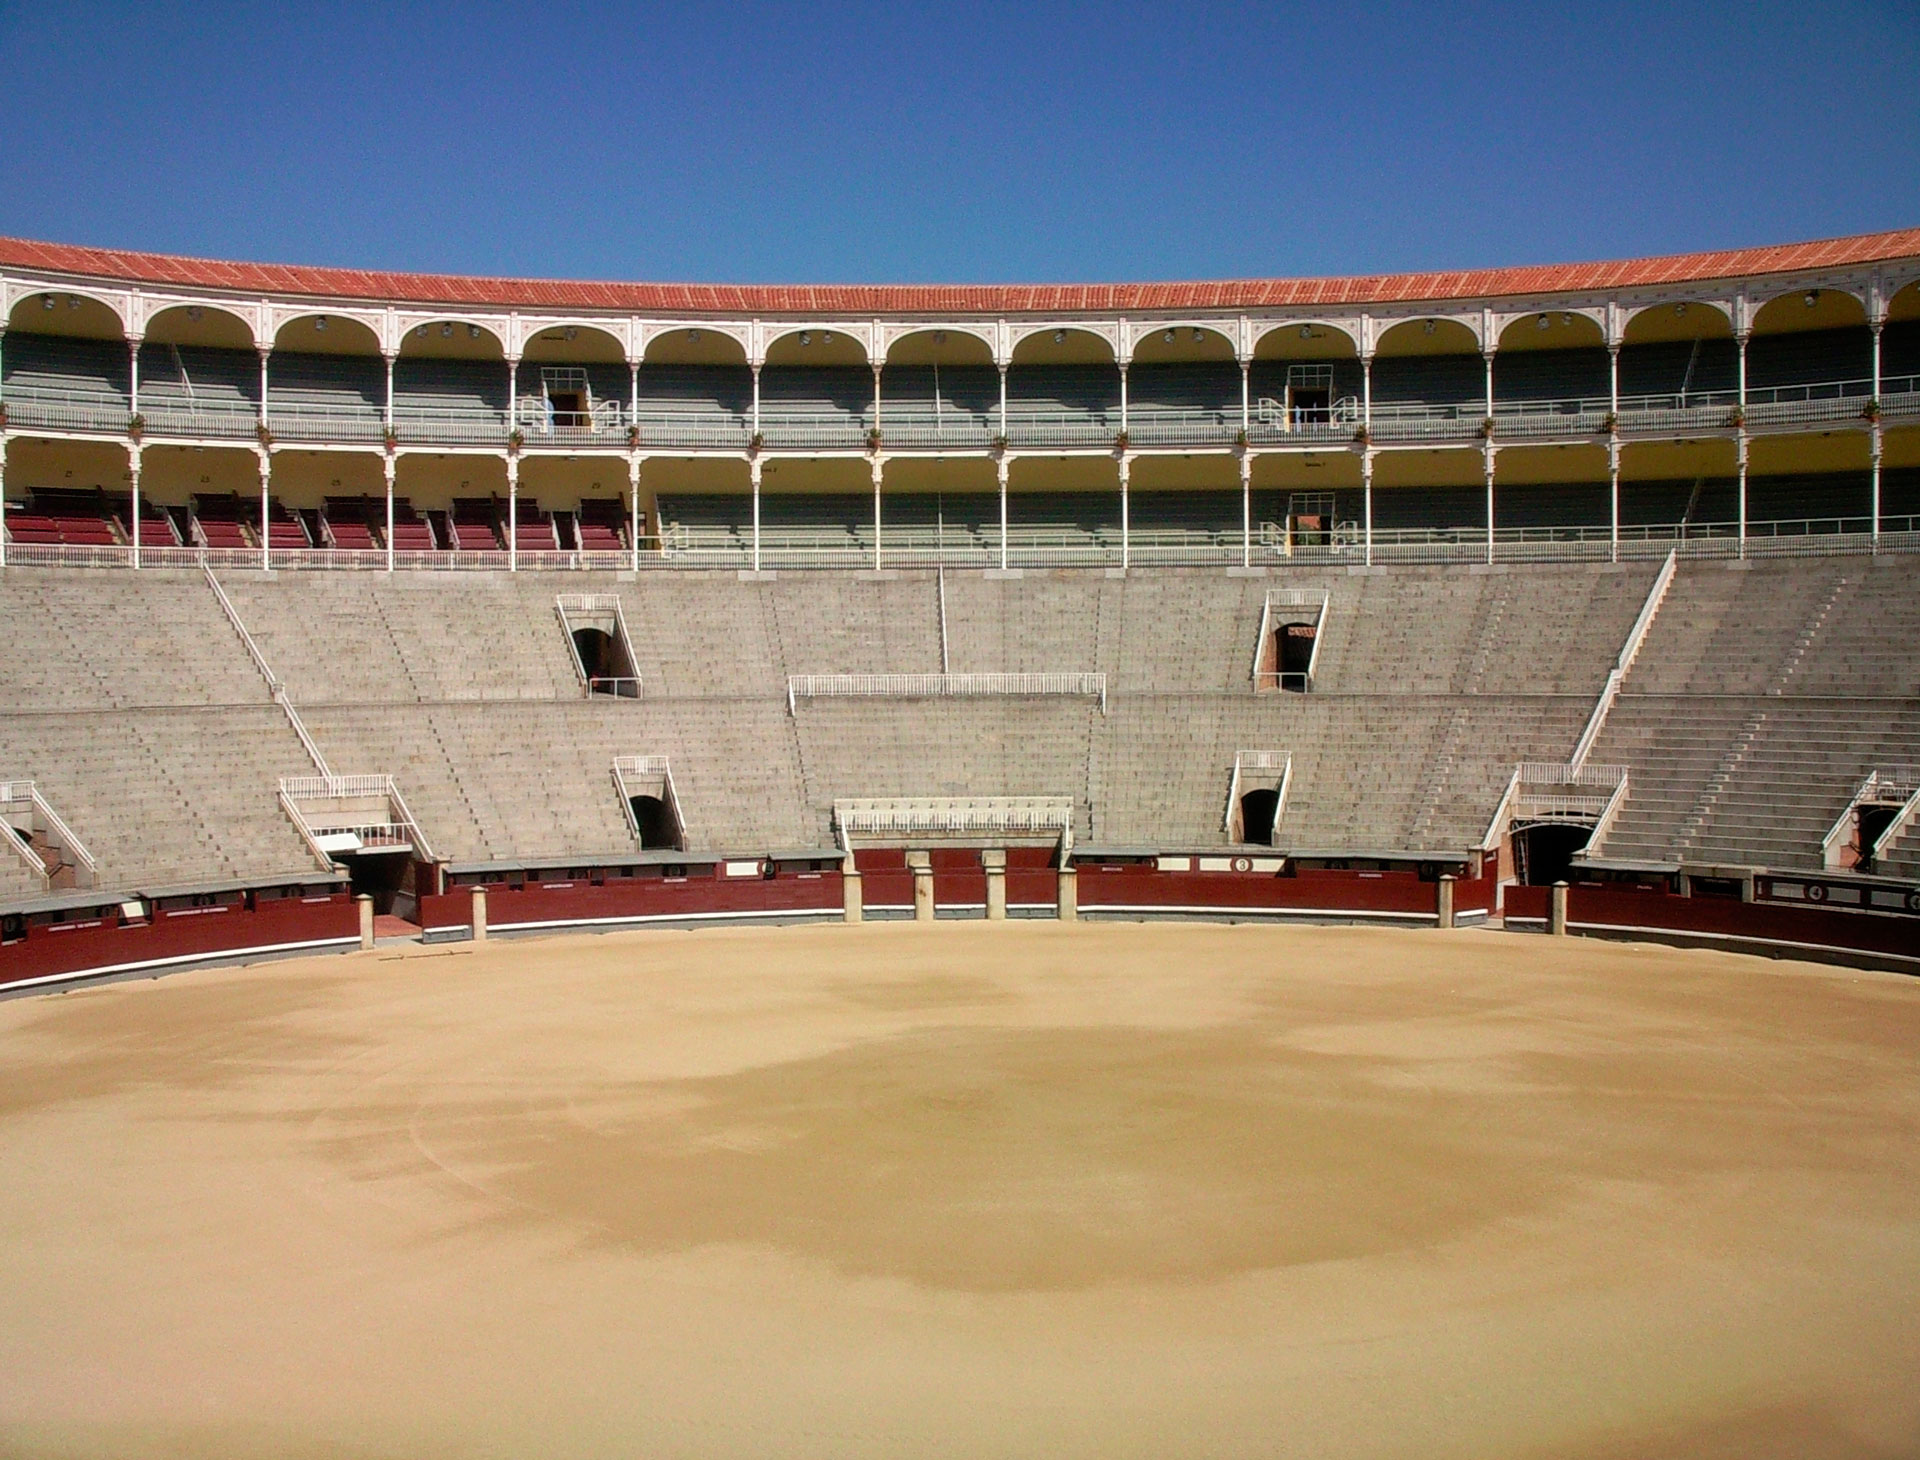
3;281;130;335
1619;297;1737;337
1124;319;1239;356
1370;313;1484;354
1490;305;1608;348
879;321;998;363
1006;322;1121;360
267;303;388;353
518;318;630;361
1748;281;1871;332
1250;317;1365;356
761;322;875;364
272;309;385;354
638;321;753;365
142;299;260;348
393;312;510;356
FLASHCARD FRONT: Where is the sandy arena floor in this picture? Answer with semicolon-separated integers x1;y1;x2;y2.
1;920;1917;1459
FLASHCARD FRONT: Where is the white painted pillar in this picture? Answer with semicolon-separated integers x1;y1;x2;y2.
750;455;763;573
507;453;519;572
383;352;396;433
628;454;642;572
1608;439;1620;564
1736;434;1749;558
1608;344;1620;420
258;451;272;572
384;453;396;573
872;364;882;445
128;336;141;419
997;455;1009;571
1118;454;1131;570
1240;359;1251;439
1736;329;1749;410
628;358;639;436
998;364;1008;444
871;457;883;571
506;355;518;436
258;348;272;428
751;364;761;441
128;446;142;569
1362;449;1374;567
1483;348;1495;422
1239;452;1252;568
1870;430;1883;549
1483;445;1496;565
1362;350;1374;432
1118;362;1129;438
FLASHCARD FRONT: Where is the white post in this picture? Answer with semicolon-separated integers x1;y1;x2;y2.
1608;438;1620;564
1736;329;1749;410
1362;349;1374;432
1240;359;1251;439
383;352;395;433
1362;449;1374;567
1608;344;1620;420
129;446;142;569
383;453;396;573
1737;434;1749;558
1483;446;1496;565
1483;347;1494;422
628;358;639;436
506;355;517;437
998;363;1008;444
258;451;271;573
872;364;882;446
128;336;141;420
258;348;271;429
871;458;883;571
751;364;761;442
1118;454;1130;570
1118;362;1129;438
629;455;642;572
750;455;762;573
1239;452;1252;568
507;454;519;571
997;455;1009;571
1870;431;1883;550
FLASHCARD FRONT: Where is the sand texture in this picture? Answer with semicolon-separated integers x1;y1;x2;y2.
1;921;1917;1458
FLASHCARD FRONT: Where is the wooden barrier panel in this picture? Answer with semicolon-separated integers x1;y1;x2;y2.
419;869;844;936
1074;863;1440;919
0;891;358;990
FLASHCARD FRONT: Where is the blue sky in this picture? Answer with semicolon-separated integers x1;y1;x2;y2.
1;1;1915;284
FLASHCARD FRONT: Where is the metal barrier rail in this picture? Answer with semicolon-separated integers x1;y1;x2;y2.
790;672;1107;714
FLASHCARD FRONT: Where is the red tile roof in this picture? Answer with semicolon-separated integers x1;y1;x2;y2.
1;228;1916;316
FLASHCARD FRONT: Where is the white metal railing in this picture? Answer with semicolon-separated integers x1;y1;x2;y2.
789;672;1107;714
1822;767;1920;869
1225;751;1292;841
611;755;681;844
280;773;437;866
282;774;392;800
555;593;643;697
1570;551;1677;771
1486;763;1630;851
1253;588;1330;691
202;566;279;691
834;796;1074;842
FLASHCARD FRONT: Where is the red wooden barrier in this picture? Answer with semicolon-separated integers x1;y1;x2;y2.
419;868;844;936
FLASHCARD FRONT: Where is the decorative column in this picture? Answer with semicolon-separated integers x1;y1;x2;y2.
505;354;519;438
257;346;272;430
1118;453;1131;570
871;456;883;571
1870;319;1884;548
1362;347;1375;433
1362;449;1375;568
997;454;1009;571
1483;444;1496;565
128;334;142;421
129;444;142;570
383;352;396;434
1118;360;1129;438
1736;433;1749;559
871;363;882;447
998;363;1008;444
751;363;761;442
507;452;519;572
628;454;642;573
1239;358;1251;440
628;357;640;436
258;450;272;573
1608;436;1621;564
383;452;396;573
750;454;763;573
1239;451;1252;568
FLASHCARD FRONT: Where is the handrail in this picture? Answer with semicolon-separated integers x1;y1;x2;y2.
788;672;1107;714
202;566;280;694
1570;551;1675;771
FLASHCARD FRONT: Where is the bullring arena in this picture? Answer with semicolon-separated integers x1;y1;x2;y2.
2;229;1919;1456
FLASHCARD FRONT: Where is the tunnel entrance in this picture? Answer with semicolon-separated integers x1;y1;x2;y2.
344;851;411;916
629;794;678;850
1514;822;1593;887
1238;788;1280;846
1277;623;1316;691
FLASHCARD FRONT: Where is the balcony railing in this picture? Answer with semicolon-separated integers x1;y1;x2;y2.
0;372;1910;451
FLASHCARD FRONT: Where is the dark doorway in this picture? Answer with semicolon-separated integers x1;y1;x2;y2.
573;626;638;696
345;851;410;915
1514;822;1592;886
548;390;587;425
1277;622;1316;690
630;794;677;849
1239;788;1280;845
1857;803;1899;872
1288;386;1331;425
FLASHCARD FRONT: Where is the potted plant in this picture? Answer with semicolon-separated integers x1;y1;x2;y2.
990;432;1009;453
1599;411;1619;435
254;421;272;448
1862;398;1881;424
507;427;525;452
626;423;641;449
1724;405;1745;430
1236;427;1252;449
749;430;765;455
866;427;883;453
1478;417;1497;440
1113;429;1130;453
128;412;146;440
1351;425;1370;446
382;427;400;452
